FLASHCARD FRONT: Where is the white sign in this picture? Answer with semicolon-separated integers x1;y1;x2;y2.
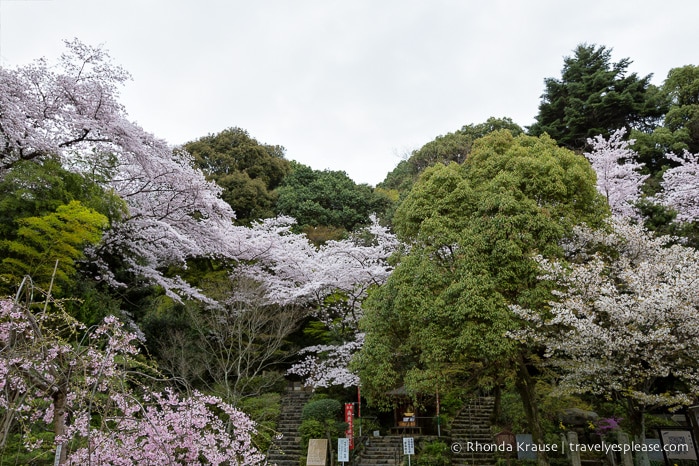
307;439;328;466
403;437;415;455
338;438;350;462
661;429;698;460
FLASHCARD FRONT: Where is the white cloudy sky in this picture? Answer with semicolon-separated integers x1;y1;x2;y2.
2;1;698;185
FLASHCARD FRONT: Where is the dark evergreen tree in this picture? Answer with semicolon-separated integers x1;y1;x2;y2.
275;162;390;235
529;44;668;149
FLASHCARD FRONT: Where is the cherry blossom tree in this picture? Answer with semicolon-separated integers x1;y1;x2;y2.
510;219;699;462
0;39;130;171
0;291;262;464
0;39;401;316
584;128;648;219
66;389;262;466
0;39;268;302
289;336;365;388
656;149;699;223
243;216;399;388
0;38;402;400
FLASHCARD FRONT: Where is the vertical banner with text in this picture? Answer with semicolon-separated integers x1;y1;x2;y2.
344;403;354;449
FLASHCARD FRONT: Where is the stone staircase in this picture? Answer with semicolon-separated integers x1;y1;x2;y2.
267;389;313;466
450;397;496;466
355;436;403;466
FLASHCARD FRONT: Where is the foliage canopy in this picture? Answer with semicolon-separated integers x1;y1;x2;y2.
529;44;667;149
275;161;390;233
357;131;607;445
184;127;291;223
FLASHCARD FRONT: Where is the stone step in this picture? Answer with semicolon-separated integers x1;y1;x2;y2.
452;430;491;433
355;437;404;466
449;397;497;466
266;389;313;466
451;433;492;437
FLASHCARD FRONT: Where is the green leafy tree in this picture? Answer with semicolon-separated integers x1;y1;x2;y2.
0;160;124;318
0;159;123;240
183;127;291;223
0;200;109;295
632;65;699;175
275;162;389;234
379;117;523;224
356;131;607;465
529;44;668;149
664;64;699;151
298;398;345;461
380;117;523;194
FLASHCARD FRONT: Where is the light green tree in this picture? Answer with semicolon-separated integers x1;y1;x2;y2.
380;117;523;195
356;131;607;466
0;200;108;295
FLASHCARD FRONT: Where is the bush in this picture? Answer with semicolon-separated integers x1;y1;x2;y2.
415;440;451;466
355;417;381;436
238;392;281;452
302;398;342;422
298;418;348;454
299;419;326;450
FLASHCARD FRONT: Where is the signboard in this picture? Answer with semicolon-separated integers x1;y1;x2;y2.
403;437;415;455
54;444;63;466
344;403;354;449
307;439;328;466
338;438;350;463
644;439;664;462
516;434;537;460
661;429;698;460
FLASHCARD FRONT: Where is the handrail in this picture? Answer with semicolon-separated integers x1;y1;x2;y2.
348;433;373;466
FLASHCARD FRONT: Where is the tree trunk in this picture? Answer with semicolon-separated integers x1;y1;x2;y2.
514;353;549;466
53;387;68;465
0;390;22;449
627;401;649;466
491;383;502;425
0;410;13;449
326;425;335;466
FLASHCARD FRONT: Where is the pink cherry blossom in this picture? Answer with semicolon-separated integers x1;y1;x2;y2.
0;298;261;464
656;150;699;223
585;129;648;219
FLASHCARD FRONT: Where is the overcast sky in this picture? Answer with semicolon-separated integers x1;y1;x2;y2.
2;1;698;185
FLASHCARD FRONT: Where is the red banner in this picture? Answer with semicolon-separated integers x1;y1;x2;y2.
344;403;354;449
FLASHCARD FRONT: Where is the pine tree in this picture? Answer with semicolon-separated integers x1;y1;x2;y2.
529;44;667;149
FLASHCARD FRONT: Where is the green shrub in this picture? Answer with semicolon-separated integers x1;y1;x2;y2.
415;440;451;466
302;398;342;422
238;392;281;452
299;419;326;450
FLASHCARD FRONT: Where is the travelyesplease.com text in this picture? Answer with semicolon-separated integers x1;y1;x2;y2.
450;440;690;455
